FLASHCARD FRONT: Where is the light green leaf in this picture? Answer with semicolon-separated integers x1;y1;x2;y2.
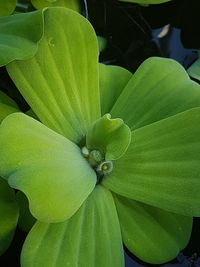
99;63;132;115
114;194;192;264
21;186;124;267
0;113;96;223
111;57;200;131
7;7;100;144
118;0;172;4
86;114;131;160
31;0;80;12
0;177;19;255
187;57;200;82
0;91;18;108
103;108;200;216
0;9;44;66
0;0;17;16
16;191;36;232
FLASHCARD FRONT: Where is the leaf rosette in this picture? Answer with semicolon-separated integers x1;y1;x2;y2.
0;7;200;266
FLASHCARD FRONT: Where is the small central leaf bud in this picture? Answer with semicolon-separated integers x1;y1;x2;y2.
88;150;103;167
90;150;103;163
81;146;113;177
96;160;113;175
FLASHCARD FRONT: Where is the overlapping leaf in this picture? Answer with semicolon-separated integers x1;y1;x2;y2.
0;113;96;223
7;8;100;143
0;10;44;66
0;103;19;122
0;91;18;108
0;91;19;122
99;64;132;115
111;57;200;130
21;186;124;267
114;194;192;264
103;108;200;216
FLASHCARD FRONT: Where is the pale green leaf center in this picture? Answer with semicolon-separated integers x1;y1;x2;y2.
81;113;131;183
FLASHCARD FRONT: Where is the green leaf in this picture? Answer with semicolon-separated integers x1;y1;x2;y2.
16;191;36;232
99;63;132;115
111;57;200;131
0;177;19;255
97;36;107;53
31;0;80;12
0;0;17;16
103;108;200;216
0;113;96;223
187;57;200;82
114;194;192;264
118;0;172;4
21;186;124;267
25;109;38;120
0;91;18;108
7;7;100;144
0;9;44;66
0;91;19;122
0;103;19;122
86;114;131;160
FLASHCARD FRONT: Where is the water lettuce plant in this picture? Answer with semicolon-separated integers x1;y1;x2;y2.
0;7;200;267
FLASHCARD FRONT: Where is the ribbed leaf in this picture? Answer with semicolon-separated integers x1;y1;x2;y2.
0;10;44;66
7;7;100;144
31;0;80;12
115;194;192;264
86;114;131;160
0;177;19;255
0;0;17;16
99;63;132;115
0;113;96;223
111;57;200;131
103;108;200;216
21;186;124;267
